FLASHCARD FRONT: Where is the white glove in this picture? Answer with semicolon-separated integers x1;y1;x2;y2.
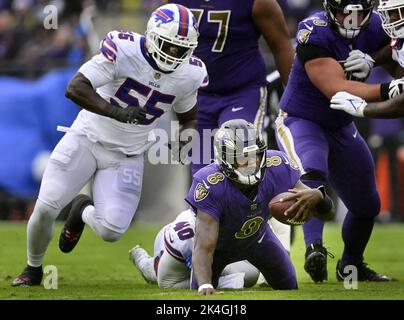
344;49;375;80
330;91;367;117
386;77;404;99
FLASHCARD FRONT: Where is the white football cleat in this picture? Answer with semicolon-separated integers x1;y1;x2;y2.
129;245;157;284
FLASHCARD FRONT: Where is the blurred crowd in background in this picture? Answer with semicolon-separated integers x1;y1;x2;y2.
0;0;403;223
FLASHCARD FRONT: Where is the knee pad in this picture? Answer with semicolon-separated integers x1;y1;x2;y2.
32;198;60;222
98;225;123;242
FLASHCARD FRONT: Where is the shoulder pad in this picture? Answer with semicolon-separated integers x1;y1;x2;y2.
100;30;139;62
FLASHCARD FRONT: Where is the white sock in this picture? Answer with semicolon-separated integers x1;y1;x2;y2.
82;205;102;235
27;199;59;267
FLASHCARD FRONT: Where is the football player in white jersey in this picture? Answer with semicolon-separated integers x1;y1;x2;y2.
12;3;209;286
129;209;260;289
331;0;404;118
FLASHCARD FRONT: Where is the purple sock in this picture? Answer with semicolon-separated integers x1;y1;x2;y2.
301;179;325;247
303;218;325;247
341;211;374;265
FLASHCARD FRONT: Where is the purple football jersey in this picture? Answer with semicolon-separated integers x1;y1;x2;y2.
279;11;390;129
170;0;267;94
185;150;300;251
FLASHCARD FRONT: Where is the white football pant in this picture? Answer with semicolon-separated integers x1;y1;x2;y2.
27;132;143;267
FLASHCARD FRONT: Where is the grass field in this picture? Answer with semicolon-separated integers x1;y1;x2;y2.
1;221;404;300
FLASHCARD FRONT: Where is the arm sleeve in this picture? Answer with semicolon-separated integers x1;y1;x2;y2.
296;44;334;65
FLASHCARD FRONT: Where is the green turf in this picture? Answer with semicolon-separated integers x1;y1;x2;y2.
0;222;403;300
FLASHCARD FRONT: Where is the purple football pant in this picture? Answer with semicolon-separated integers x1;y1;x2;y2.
276;114;380;264
191;225;297;290
191;85;266;175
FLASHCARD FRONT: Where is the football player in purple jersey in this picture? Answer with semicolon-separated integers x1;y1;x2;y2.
186;119;334;295
331;0;404;118
168;0;294;173
276;0;395;283
166;0;296;279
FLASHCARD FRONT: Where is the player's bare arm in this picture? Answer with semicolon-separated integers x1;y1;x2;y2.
370;45;404;78
363;92;404;118
193;210;219;296
66;72;146;124
371;44;394;66
331;89;404;118
252;0;294;85
283;181;335;222
176;104;197;132
305;57;384;101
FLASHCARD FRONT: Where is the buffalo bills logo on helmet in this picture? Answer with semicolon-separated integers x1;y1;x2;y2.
153;8;175;24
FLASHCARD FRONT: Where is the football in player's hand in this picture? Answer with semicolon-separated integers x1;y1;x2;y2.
268;192;303;226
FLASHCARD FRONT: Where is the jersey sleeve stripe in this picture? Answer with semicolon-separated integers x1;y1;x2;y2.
164;234;185;262
104;37;118;53
201;75;209;87
100;39;117;62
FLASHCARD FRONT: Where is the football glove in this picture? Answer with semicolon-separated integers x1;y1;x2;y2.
381;77;404;101
343;49;374;81
330;91;367;117
106;104;146;124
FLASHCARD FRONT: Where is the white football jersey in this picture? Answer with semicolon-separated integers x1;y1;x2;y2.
159;209;196;269
391;39;404;68
72;30;208;155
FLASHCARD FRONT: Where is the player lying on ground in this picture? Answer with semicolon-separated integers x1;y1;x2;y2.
130;209;260;289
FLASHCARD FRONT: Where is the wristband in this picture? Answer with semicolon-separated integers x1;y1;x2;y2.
198;283;213;293
380;82;390;101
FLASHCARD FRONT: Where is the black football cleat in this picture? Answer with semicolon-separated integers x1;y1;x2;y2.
336;259;392;282
12;265;43;287
59;194;93;253
304;243;334;283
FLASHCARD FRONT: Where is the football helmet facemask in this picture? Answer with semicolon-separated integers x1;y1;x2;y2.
378;0;404;38
324;0;374;39
214;119;267;186
146;4;198;72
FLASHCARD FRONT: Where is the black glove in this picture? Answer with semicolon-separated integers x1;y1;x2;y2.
106;104;146;124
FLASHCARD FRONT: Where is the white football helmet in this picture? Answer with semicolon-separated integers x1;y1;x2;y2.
378;0;404;38
146;4;198;72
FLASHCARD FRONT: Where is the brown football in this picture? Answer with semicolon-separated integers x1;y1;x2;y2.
268;192;303;226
